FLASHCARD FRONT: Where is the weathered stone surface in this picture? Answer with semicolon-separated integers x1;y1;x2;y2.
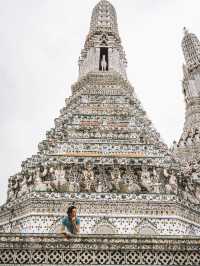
1;1;200;265
0;233;200;265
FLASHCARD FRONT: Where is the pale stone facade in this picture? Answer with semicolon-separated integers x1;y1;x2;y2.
1;0;200;265
174;28;200;162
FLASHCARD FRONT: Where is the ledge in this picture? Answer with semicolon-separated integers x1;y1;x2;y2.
1;233;200;249
0;233;200;265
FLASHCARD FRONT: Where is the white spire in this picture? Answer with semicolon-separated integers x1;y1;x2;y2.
182;28;200;71
90;0;119;36
78;0;127;79
176;30;200;160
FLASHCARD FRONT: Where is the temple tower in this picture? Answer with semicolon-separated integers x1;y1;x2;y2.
79;0;127;78
1;0;200;247
1;1;200;266
174;28;200;160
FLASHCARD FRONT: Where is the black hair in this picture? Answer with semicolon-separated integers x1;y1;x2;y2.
67;206;76;217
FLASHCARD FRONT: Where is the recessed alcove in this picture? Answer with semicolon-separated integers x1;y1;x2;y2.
99;47;109;71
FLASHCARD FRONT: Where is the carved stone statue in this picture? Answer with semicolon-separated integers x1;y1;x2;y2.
110;165;121;192
151;167;162;193
96;180;103;193
101;55;107;71
19;173;28;196
49;166;55;180
194;130;200;143
165;170;178;194
140;166;153;192
11;174;20;198
182;178;199;204
122;168;141;193
129;172;141;193
179;137;185;147
54;164;67;186
187;132;193;146
33;166;47;191
7;177;15;201
41;166;49;181
68;180;75;192
65;164;79;192
82;161;95;191
48;164;67;192
26;170;34;192
191;169;199;181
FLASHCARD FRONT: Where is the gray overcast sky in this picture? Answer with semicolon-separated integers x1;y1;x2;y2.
0;0;199;205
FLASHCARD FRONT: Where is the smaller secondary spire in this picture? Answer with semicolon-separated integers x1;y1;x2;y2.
176;30;200;161
182;28;200;71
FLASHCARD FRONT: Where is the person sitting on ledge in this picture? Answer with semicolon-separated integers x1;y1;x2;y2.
60;206;80;237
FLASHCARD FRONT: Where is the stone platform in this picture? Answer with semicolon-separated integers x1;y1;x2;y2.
0;233;200;265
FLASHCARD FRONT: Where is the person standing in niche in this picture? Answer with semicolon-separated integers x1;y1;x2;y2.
60;206;80;238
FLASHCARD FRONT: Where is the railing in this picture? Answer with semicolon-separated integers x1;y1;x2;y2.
0;233;200;265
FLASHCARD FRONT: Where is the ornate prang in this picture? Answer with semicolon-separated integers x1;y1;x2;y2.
174;29;200;164
1;1;200;265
